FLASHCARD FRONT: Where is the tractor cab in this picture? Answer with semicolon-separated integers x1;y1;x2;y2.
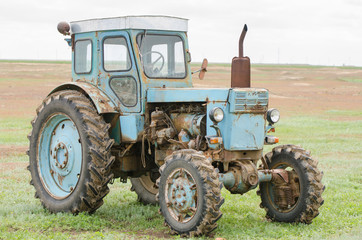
58;16;192;114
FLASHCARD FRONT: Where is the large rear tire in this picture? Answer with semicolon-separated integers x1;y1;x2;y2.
157;150;224;237
258;145;324;223
27;90;115;213
130;171;159;205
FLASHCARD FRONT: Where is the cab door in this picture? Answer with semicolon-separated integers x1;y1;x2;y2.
98;31;141;113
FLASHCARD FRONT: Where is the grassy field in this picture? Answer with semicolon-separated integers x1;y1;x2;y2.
0;61;361;239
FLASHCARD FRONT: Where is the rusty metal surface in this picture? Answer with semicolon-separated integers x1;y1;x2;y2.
57;22;70;35
191;58;208;79
231;57;251;88
231;24;251;88
148;109;176;145
272;170;300;210
223;150;263;162
258;169;300;210
238;24;247;58
170;113;206;137
49;81;117;114
220;160;259;195
199;58;208;80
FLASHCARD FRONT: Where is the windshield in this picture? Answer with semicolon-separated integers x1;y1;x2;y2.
137;34;186;79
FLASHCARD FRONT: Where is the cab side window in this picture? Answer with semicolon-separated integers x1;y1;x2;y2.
110;77;137;107
103;37;131;71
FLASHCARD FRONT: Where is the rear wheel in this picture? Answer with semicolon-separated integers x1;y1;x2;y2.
27;90;115;213
130;171;159;205
157;150;224;237
258;145;324;223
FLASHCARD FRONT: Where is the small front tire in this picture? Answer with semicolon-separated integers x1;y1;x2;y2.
157;150;224;237
259;145;324;223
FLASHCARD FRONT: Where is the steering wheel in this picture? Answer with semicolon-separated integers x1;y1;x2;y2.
142;51;165;75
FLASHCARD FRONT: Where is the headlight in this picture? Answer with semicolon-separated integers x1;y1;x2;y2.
267;108;280;124
209;107;224;123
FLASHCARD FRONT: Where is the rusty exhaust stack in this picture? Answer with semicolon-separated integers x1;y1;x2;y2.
231;24;250;88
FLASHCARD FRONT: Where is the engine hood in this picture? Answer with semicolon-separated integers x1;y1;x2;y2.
146;88;230;103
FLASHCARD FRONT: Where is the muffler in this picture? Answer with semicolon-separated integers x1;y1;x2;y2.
231;24;250;88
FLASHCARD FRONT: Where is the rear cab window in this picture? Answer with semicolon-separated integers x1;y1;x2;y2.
74;39;92;74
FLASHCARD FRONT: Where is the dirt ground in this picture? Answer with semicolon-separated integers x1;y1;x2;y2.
0;62;361;121
0;62;71;118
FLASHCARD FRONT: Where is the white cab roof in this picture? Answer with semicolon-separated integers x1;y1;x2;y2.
70;15;188;34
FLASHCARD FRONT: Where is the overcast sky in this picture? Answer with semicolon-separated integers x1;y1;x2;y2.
0;0;361;66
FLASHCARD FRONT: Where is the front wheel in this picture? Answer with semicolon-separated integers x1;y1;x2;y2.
157;150;224;237
258;145;324;223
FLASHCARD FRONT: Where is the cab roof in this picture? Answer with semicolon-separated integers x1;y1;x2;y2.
70;15;188;34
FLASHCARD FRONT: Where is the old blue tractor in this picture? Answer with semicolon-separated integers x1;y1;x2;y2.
27;16;324;237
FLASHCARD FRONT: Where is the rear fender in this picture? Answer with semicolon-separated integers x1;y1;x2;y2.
49;82;118;114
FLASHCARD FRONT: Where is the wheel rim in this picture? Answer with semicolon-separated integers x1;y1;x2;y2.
139;172;158;195
38;113;82;199
164;168;197;223
266;162;301;213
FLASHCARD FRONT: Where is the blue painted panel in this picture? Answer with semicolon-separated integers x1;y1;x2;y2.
98;31;141;113
110;120;121;145
221;113;265;150
72;32;99;86
147;88;230;103
38;114;82;198
205;89;268;150
205;102;228;137
228;88;269;112
120;115;145;142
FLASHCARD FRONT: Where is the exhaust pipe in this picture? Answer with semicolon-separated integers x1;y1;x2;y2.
231;24;251;88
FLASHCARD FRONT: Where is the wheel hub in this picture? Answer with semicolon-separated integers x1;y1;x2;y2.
268;164;301;212
165;168;197;223
38;114;82;199
53;142;69;170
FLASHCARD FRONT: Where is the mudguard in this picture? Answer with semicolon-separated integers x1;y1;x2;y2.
49;81;118;114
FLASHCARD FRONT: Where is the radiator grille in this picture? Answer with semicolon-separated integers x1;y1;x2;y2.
231;89;268;112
